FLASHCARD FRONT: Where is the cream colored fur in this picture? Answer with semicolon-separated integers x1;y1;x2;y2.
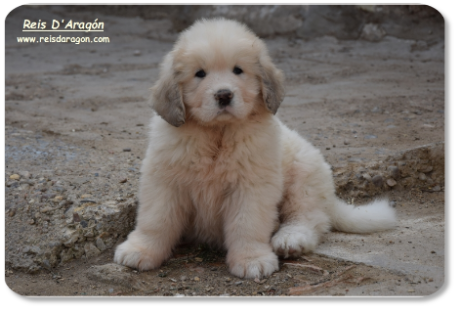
114;18;397;279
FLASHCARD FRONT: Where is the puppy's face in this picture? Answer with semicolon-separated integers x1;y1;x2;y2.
179;46;262;125
152;19;285;127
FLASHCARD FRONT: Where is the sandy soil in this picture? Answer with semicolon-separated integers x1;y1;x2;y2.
4;6;444;297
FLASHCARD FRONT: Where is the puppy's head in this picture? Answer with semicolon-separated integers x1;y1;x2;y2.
151;18;285;127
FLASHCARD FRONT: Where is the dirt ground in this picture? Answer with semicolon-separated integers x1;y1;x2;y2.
4;6;445;297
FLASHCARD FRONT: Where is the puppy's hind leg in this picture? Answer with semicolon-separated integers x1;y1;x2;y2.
114;175;189;271
271;163;333;258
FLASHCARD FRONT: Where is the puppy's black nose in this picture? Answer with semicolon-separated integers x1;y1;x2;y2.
214;89;233;108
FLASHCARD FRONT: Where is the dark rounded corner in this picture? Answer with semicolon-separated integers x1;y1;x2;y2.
5;4;29;21
4;274;27;297
416;3;445;24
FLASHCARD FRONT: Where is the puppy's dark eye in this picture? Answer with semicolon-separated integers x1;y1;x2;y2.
195;70;206;78
233;66;243;75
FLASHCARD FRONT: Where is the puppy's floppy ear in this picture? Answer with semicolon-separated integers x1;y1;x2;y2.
151;53;185;127
259;55;285;114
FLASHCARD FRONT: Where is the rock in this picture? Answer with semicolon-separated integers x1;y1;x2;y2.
372;175;383;187
387;166;400;179
362;173;372;181
123;148;131;152
386;179;397;187
419;165;433;173
62;229;80;247
87;263;137;288
9;174;20;180
361;23;386;42
84;242;101;259
60;248;74;263
96;237;107;252
432;185;441;192
133;50;141;56
53;195;64;202
52;186;66;193
364;134;378;139
419;172;427;181
19;171;31;179
344;139;350;145
72;213;81;223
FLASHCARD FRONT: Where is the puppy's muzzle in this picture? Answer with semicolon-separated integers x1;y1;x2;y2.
214;89;233;108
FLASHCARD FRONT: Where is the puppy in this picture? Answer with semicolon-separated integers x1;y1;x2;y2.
114;18;397;279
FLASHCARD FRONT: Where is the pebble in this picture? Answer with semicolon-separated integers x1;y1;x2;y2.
84;242;101;258
372;175;383;187
133;50;141;56
119;178;128;183
432;185;441;192
344;139;350;145
419;165;433;173
387;166;400;179
418;173;427;181
9;174;20;180
362;173;372;181
73;213;81;223
28;219;35;225
361;23;386;42
194;277;200;281
123;148;131;152
19;171;31;179
52;186;66;193
8;209;16;217
96;237;107;252
364;134;378;139
53;196;64;202
386;179;397;187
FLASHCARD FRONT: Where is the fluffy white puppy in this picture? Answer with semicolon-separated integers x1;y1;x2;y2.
114;18;397;279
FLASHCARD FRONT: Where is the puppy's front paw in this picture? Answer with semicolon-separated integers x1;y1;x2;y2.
271;224;318;258
228;249;279;279
114;237;165;271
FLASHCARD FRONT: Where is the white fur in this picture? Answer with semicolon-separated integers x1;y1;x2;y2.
114;18;397;279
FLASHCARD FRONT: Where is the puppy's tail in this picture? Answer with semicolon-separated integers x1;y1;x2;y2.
328;198;397;233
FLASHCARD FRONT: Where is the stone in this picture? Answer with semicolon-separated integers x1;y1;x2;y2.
387;166;400;179
372;175;384;187
362;173;372;181
419;165;433;173
386;179;397;187
361;23;386;42
9;174;20;180
84;242;101;259
87;263;137;288
96;237;107;252
19;171;31;179
419;173;427;181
